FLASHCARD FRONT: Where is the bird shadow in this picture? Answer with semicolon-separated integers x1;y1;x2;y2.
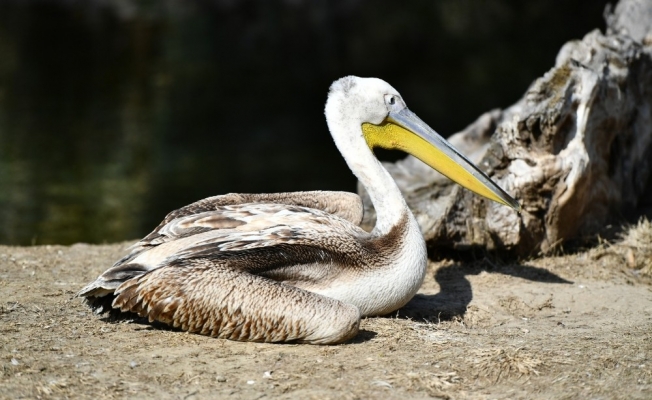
347;329;378;344
390;258;573;322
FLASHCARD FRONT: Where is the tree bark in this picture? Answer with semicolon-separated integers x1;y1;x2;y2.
359;0;652;256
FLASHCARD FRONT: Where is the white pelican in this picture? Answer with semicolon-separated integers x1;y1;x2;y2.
79;76;519;344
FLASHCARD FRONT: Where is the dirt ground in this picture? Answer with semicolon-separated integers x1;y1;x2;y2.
1;220;651;399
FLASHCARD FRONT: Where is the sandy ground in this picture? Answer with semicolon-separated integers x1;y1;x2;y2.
1;221;651;399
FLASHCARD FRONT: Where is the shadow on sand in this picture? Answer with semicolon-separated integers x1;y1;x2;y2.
393;258;573;322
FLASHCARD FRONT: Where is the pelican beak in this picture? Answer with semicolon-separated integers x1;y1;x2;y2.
361;108;521;211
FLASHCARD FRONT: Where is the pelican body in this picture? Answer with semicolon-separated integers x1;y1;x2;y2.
79;77;519;344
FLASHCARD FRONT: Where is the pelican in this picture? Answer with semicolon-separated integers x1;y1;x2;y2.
79;76;519;344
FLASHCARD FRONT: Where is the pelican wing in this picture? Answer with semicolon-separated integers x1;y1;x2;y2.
79;203;377;344
78;203;369;299
149;191;363;239
105;191;360;269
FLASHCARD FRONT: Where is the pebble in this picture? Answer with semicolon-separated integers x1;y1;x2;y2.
216;376;226;383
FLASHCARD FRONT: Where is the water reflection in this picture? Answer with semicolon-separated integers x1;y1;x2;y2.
0;0;609;245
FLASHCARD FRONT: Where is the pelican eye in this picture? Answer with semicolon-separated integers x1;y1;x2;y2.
385;94;401;109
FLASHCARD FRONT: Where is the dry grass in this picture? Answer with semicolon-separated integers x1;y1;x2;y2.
616;217;652;277
472;347;543;383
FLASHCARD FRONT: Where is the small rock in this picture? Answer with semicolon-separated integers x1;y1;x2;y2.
247;380;255;385
11;358;19;366
129;361;138;368
263;371;272;379
216;376;226;383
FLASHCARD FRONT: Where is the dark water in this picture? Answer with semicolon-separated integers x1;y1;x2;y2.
0;0;609;245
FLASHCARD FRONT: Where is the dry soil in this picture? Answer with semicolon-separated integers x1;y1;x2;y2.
1;221;651;399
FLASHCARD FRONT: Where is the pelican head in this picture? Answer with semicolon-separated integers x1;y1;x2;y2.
325;76;520;211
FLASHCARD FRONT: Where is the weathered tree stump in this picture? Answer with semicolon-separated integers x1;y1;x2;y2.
360;0;652;256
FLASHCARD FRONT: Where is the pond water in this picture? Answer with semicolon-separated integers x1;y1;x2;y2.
0;0;609;245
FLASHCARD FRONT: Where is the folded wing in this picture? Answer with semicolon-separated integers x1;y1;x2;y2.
78;192;369;344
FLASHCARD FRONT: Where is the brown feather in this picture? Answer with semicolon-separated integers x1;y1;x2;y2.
112;258;360;344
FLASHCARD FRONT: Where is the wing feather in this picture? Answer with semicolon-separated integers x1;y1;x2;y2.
111;258;360;344
149;191;362;240
113;191;362;267
78;203;368;300
78;192;378;343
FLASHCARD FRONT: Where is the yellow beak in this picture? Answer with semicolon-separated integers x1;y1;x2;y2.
362;108;520;211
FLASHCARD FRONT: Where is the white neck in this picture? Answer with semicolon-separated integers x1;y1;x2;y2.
326;114;410;235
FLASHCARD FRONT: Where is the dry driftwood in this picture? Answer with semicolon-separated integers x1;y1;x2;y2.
360;0;652;256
